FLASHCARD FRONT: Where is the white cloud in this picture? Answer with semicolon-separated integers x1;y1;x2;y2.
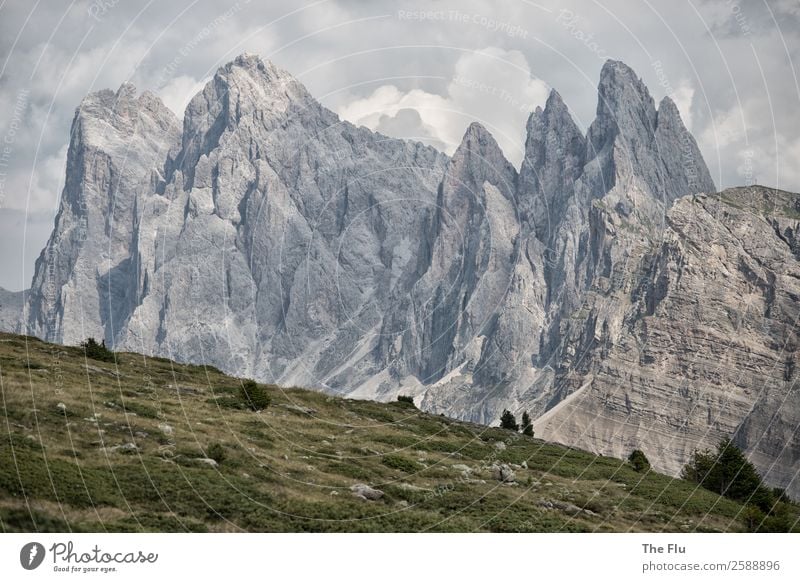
374;108;448;151
158;75;209;118
31;144;68;213
337;47;550;166
700;103;747;151
1;0;799;290
670;80;695;131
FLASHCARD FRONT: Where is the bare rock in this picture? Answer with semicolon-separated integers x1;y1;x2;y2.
24;52;800;498
491;463;516;483
350;483;384;501
195;457;219;467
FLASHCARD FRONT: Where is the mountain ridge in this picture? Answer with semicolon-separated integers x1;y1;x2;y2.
11;53;800;498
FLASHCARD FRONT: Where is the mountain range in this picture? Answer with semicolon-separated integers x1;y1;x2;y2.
2;53;798;497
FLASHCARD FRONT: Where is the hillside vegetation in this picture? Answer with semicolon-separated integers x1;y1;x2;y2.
0;332;796;532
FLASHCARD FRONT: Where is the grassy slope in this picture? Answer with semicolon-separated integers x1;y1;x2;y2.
0;332;796;533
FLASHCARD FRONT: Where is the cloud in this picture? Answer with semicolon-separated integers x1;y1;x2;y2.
158;75;209;118
337;47;549;165
700;103;748;151
374;108;448;150
338;84;452;146
1;0;799;289
670;80;695;132
0;209;53;291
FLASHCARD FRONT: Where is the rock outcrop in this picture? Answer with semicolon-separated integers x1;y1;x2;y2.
537;187;800;495
25;83;181;345
0;288;24;333
118;54;448;386
21;54;800;496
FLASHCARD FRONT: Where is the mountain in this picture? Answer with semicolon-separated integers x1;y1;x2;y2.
26;83;181;345
4;331;798;532
15;53;800;497
538;187;800;487
0;288;24;332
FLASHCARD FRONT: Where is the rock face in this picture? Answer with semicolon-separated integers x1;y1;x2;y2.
537;187;800;496
118;54;447;384
25;84;181;345
0;288;24;332
22;54;800;496
350;483;384;501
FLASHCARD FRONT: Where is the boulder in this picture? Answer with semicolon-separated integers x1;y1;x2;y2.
350;483;384;501
491;463;516;483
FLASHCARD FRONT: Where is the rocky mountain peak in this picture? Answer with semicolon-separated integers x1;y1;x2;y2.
657;95;680;119
579;59;714;221
231;52;292;79
26;79;181;345
597;59;655;110
213;51;313;111
458;121;499;150
447;122;517;201
525;90;573;137
116;80;137;99
175;53;324;189
25;53;800;499
589;59;657;154
543;88;566;112
655;94;694;141
519;88;586;239
74;82;179;150
654;96;716;197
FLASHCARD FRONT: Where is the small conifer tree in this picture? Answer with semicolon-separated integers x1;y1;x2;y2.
239;379;271;411
521;411;534;437
500;409;519;432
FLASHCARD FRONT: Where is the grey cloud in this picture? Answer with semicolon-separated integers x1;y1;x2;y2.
375;108;448;151
0;0;798;290
699;0;800;39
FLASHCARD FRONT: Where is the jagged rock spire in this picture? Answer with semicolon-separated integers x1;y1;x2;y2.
30;54;800;501
519;89;586;240
26;84;181;344
655;96;715;196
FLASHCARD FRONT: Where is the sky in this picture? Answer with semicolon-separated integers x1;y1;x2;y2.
0;0;798;291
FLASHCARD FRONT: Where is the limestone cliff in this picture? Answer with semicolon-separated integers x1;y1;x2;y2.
21;54;800;496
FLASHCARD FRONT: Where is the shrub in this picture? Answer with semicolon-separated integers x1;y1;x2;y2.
681;448;715;483
499;409;519;432
741;505;764;532
397;394;416;407
208;394;247;410
239;380;270;411
628;449;651;472
80;337;116;363
772;488;791;504
206;443;226;465
119;400;159;419
382;454;419;474
521;411;534;437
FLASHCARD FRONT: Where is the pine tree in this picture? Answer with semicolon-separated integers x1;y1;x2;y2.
521;411;534;436
500;409;519;431
681;438;774;512
397;394;416;407
712;438;767;503
80;337;117;362
681;447;716;483
239;379;271;411
628;449;650;472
